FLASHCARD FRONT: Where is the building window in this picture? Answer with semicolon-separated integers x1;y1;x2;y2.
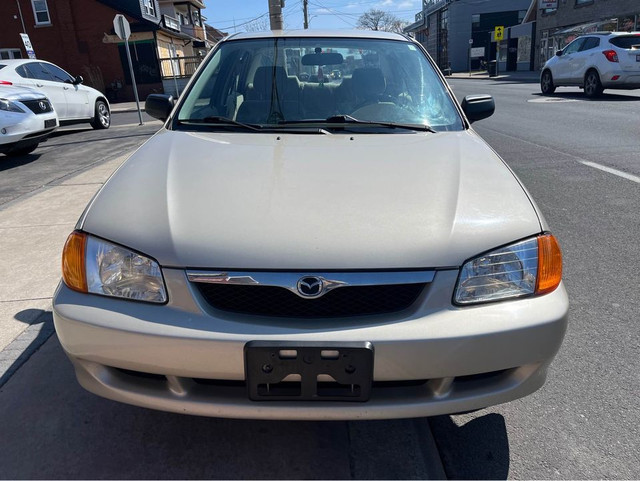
575;0;593;5
518;10;527;23
471;14;480;28
0;49;23;59
142;0;155;17
31;0;51;25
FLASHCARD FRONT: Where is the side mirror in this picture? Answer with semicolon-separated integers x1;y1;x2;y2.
555;50;563;56
73;75;84;85
145;94;175;121
461;94;495;122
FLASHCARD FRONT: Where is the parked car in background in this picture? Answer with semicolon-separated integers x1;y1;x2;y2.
54;30;568;420
0;59;110;129
541;32;640;97
0;85;58;156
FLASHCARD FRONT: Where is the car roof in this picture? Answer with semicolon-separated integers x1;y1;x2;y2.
225;29;409;42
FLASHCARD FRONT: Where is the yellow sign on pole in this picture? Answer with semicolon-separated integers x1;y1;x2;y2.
494;25;504;41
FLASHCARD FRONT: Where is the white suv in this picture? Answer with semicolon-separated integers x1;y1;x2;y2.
0;59;110;129
541;32;640;97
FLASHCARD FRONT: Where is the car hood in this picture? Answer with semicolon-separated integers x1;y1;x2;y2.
82;129;542;269
0;85;46;101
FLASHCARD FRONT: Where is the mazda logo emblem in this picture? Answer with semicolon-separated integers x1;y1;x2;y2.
297;276;324;298
39;101;47;111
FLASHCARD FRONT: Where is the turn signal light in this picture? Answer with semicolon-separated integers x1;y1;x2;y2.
603;50;619;62
0;80;13;85
62;231;87;293
536;234;562;295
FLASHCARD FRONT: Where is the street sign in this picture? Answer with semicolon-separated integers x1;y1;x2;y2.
19;33;36;59
113;14;131;41
494;25;504;41
112;14;142;125
470;47;485;58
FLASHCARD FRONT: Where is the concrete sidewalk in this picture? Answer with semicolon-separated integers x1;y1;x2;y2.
447;70;541;83
110;101;145;113
0;154;129;384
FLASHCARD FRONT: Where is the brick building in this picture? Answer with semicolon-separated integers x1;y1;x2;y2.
531;0;640;69
0;0;222;102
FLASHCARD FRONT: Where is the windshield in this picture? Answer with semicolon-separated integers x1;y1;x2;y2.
176;36;463;132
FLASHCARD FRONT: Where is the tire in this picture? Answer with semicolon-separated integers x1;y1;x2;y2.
5;143;38;157
90;100;111;129
584;70;603;98
540;70;556;95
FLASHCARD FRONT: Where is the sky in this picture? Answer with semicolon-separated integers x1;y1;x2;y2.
203;0;422;33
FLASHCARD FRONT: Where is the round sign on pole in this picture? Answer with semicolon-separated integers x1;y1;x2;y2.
469;39;473;45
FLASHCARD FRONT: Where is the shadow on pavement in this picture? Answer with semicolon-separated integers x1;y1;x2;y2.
429;412;510;479
0;336;440;479
531;91;640;101
0;152;42;171
0;309;54;388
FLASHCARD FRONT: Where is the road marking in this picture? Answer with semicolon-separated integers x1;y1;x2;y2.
527;98;578;103
578;161;640;184
480;127;640;184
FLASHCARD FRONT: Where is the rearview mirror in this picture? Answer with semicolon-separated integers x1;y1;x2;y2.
145;94;175;121
461;94;495;122
73;75;83;85
555;50;563;56
301;52;344;66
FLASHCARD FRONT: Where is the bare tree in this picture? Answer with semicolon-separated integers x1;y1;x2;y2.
356;9;408;33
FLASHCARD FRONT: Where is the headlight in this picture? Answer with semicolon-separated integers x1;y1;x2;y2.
62;232;167;303
454;234;562;305
0;98;26;113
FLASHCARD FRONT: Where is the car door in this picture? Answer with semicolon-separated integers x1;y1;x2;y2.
43;62;90;119
22;62;68;119
554;38;585;84
572;37;600;82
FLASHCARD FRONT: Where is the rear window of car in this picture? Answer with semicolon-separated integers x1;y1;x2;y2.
609;35;640;49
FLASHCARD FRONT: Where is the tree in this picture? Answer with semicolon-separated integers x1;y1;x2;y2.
356;9;408;34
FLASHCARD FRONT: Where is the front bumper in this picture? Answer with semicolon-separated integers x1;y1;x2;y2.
0;110;58;153
53;269;568;420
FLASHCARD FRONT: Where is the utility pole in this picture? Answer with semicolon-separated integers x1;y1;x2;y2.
303;0;309;29
269;0;285;30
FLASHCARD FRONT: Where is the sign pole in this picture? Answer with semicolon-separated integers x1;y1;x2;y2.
116;15;143;125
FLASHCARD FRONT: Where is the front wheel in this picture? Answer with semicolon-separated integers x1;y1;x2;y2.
90;100;111;129
540;70;556;95
584;70;603;98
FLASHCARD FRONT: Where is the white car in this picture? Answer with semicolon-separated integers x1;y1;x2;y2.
0;85;58;156
541;32;640;97
0;59;110;129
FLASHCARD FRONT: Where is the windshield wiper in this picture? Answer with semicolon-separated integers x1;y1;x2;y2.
324;115;437;133
178;116;263;131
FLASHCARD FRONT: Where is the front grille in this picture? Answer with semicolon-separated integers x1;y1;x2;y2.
21;99;53;114
195;283;426;318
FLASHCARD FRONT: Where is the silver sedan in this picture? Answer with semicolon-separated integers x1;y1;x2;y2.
53;30;568;420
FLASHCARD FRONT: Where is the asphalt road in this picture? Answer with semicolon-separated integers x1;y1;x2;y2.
433;79;640;478
1;85;639;479
0;111;160;206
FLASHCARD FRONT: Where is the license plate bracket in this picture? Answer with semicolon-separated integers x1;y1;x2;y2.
245;341;374;402
44;119;56;128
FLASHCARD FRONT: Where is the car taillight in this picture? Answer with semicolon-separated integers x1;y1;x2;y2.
0;80;13;85
603;50;619;62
